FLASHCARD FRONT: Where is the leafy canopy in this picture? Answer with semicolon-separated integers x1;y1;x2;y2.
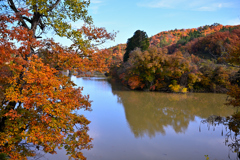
0;0;115;159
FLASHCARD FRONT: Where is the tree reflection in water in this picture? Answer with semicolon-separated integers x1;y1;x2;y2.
108;79;235;138
201;112;240;160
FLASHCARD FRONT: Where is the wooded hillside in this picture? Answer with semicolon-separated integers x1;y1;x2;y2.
108;23;240;63
108;23;240;93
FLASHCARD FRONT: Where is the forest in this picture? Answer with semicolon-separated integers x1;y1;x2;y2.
108;23;240;94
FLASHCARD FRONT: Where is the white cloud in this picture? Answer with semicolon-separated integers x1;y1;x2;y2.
196;2;233;11
137;0;235;11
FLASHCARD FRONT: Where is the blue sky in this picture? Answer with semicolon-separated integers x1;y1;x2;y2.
55;0;240;49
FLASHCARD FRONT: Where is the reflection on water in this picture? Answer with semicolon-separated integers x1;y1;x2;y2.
44;77;237;160
109;79;235;138
201;113;240;160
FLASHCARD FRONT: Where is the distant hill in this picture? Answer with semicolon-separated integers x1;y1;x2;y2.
107;43;126;64
108;23;240;63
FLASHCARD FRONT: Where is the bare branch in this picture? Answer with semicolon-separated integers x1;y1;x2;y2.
47;0;61;12
23;16;32;23
7;0;29;29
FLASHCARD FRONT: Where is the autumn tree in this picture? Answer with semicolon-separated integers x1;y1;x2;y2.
123;30;149;62
226;45;240;108
0;0;115;159
119;46;194;91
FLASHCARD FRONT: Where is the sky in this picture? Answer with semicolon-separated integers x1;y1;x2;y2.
55;0;240;49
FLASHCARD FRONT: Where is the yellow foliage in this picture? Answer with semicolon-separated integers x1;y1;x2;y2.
169;84;181;92
181;87;188;93
169;84;188;93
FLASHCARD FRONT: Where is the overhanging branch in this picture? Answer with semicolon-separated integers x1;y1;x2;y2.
7;0;29;29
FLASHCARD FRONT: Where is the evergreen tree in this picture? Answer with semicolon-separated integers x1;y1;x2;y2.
123;30;149;62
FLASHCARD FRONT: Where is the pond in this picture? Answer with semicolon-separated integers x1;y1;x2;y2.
44;76;238;160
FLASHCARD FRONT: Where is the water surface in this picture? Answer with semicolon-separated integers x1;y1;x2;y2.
45;77;237;160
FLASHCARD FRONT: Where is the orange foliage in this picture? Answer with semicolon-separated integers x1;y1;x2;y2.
227;84;240;108
0;12;114;160
226;45;240;108
128;76;142;89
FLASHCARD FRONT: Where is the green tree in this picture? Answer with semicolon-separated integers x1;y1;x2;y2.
123;30;149;62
